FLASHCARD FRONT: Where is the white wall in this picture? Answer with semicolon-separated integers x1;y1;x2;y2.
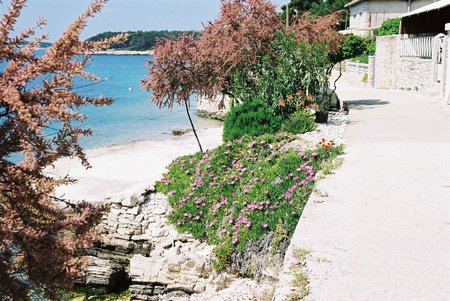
349;2;368;30
375;34;445;93
349;0;435;31
368;0;408;28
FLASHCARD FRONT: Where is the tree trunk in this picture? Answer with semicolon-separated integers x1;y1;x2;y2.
331;61;343;110
184;99;203;153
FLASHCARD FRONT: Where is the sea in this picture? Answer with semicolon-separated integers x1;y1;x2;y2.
75;54;200;150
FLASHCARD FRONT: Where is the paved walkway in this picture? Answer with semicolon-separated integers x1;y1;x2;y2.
275;87;450;300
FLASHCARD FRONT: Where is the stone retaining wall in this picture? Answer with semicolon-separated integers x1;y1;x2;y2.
374;35;445;94
84;191;216;300
197;94;231;120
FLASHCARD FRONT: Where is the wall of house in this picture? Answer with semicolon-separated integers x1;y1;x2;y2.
410;0;435;11
349;0;435;33
368;0;407;28
349;2;369;30
375;34;445;93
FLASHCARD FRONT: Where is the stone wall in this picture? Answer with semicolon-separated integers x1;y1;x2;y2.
83;189;283;300
374;35;443;93
197;94;231;120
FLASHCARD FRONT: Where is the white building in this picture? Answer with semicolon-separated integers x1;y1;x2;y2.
342;0;436;36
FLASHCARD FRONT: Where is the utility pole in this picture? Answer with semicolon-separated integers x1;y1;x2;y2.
286;4;289;28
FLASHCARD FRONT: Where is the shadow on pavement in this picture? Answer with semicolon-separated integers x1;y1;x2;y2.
343;99;389;111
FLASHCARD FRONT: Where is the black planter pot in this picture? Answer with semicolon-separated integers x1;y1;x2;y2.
315;111;329;124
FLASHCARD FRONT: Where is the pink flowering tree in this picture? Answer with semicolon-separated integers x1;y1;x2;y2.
0;0;124;299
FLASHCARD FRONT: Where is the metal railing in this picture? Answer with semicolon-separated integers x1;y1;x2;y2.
400;36;433;59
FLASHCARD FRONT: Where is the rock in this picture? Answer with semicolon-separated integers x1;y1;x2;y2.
85;257;129;291
166;283;194;294
193;282;207;294
127;206;140;216
230;232;287;281
122;195;140;207
172;128;193;136
130;254;165;283
152;207;166;215
197;94;231;120
168;263;182;273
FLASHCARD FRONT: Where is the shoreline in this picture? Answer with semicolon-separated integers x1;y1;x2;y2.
47;121;223;203
92;49;154;56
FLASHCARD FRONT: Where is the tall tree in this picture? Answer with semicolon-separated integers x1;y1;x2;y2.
143;0;343;152
281;0;348;28
0;0;124;299
142;0;281;152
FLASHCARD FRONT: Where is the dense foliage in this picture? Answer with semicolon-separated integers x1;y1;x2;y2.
281;0;347;17
281;110;316;135
281;0;347;28
231;32;331;116
64;287;131;301
0;0;124;299
377;18;401;36
142;0;343;151
330;34;367;63
158;135;343;270
223;97;282;141
86;30;200;50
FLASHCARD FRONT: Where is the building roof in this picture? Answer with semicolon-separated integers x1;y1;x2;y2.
401;0;450;18
345;0;364;8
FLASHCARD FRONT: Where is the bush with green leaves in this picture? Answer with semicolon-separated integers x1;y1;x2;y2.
341;34;367;58
330;34;367;63
157;134;343;270
281;110;316;134
223;97;282;141
63;288;131;301
378;18;400;36
230;32;331;117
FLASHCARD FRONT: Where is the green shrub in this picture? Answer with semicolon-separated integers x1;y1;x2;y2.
364;36;376;55
63;288;131;301
157;134;343;270
350;54;369;64
330;34;366;64
340;34;366;59
378;18;400;36
230;31;331;117
281;110;316;134
223;97;282;141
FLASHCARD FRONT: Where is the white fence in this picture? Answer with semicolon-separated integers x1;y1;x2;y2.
400;36;433;59
346;61;369;75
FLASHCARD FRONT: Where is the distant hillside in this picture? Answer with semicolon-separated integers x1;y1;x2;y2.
86;30;201;51
39;42;52;48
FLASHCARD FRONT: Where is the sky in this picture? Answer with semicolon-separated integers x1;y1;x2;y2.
10;0;289;41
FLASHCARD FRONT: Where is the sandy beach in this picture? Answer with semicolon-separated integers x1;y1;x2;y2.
47;121;223;203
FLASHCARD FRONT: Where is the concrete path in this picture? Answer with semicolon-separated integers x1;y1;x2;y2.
275;87;450;300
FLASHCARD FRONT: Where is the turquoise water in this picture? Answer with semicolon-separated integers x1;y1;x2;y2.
75;54;198;149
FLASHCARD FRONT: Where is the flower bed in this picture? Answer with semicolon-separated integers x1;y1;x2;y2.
157;134;342;270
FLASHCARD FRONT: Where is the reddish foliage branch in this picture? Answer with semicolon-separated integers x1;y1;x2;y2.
0;0;125;299
143;0;343;108
142;0;281;108
142;0;343;151
287;11;344;53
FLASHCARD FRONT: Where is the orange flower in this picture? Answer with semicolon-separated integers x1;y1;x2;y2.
287;94;293;101
306;93;313;101
278;99;285;107
296;90;302;97
311;103;318;110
